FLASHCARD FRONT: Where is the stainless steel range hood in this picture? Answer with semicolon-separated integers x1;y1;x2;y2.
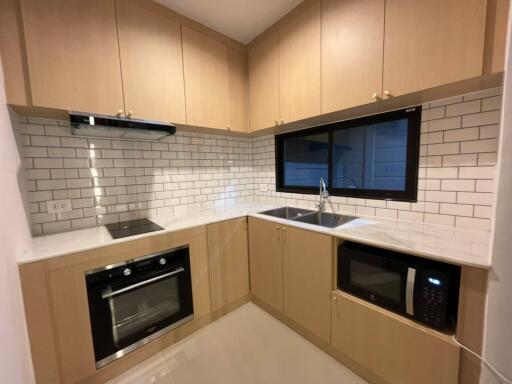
69;112;176;140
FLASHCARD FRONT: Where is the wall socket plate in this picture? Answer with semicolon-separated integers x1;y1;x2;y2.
46;199;72;214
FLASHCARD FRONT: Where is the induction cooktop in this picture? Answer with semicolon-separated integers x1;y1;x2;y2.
105;218;164;239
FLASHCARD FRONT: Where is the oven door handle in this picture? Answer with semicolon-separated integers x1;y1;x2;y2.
101;267;185;299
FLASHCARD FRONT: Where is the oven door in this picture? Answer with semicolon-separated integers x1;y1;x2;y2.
338;242;410;314
87;263;193;368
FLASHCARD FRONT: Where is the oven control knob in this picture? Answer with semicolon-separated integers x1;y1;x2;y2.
123;268;132;277
159;258;167;266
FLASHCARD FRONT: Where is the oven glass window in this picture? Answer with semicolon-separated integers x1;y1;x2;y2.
350;260;402;302
108;277;181;347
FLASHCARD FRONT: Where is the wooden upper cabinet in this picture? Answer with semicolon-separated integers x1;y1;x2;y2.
115;0;186;123
279;1;321;123
182;26;230;130
484;0;510;73
383;0;487;97
248;32;279;132
322;0;385;113
227;49;249;132
20;0;124;115
0;0;29;106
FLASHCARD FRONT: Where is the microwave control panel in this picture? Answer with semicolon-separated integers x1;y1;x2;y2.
415;271;450;329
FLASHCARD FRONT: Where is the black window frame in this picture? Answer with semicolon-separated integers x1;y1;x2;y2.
275;106;422;202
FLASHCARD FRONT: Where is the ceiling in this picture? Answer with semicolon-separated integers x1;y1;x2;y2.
154;0;303;44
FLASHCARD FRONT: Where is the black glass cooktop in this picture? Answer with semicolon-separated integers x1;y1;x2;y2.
105;218;164;239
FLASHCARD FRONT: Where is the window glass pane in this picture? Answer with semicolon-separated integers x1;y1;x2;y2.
283;133;329;187
332;119;408;190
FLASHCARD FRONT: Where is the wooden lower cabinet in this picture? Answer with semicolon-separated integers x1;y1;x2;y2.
282;226;332;342
248;217;284;312
20;226;213;384
331;290;460;384
207;218;250;311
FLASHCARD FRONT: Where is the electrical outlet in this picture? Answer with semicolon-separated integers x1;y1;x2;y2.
46;199;72;214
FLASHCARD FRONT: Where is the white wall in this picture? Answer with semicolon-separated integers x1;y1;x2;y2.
0;57;35;383
481;5;512;384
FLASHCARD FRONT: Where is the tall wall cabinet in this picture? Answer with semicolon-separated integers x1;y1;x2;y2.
0;0;508;132
6;0;248;131
248;0;505;131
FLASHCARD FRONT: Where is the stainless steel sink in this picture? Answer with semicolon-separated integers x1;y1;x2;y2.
259;207;314;220
292;211;357;228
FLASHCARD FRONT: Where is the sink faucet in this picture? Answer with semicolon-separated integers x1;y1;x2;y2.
317;178;329;212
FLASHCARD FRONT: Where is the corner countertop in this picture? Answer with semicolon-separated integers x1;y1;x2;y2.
20;203;491;269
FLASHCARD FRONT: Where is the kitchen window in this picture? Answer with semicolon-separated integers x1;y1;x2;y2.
275;107;421;202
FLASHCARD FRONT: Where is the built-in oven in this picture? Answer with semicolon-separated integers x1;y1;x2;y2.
85;245;193;368
338;241;460;331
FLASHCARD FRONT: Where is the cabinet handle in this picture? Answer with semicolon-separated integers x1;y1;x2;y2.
116;109;124;117
372;92;381;100
127;110;134;118
331;295;337;302
276;225;281;241
384;90;393;98
282;227;287;242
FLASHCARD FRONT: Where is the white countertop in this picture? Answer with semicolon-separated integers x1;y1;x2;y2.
21;203;491;268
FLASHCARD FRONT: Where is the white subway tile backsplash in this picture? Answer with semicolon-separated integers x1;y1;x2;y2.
478;152;498;166
462;110;500;128
440;179;475;192
19;88;501;234
460;139;498;154
457;192;493;206
429;116;462;132
479;124;500;139
442;154;477;167
445;100;481;117
443;127;479;143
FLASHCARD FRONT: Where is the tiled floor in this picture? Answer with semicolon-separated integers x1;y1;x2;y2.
107;302;368;384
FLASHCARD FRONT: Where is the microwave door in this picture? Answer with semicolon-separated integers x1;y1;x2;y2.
340;249;409;313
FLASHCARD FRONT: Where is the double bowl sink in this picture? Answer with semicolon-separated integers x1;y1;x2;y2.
259;207;356;228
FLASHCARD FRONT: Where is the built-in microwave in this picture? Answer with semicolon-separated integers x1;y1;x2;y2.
337;242;460;332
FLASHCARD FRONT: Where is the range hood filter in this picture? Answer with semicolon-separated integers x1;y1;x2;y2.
69;112;176;140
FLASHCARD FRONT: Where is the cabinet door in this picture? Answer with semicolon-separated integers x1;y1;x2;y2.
0;0;29;106
383;0;487;97
279;0;321;123
227;49;249;132
322;0;385;113
283;226;332;342
331;291;460;384
116;0;186;123
182;26;230;130
248;217;284;312
20;0;124;115
207;218;249;312
248;33;279;131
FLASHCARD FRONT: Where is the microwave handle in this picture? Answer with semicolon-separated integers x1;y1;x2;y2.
406;267;416;316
